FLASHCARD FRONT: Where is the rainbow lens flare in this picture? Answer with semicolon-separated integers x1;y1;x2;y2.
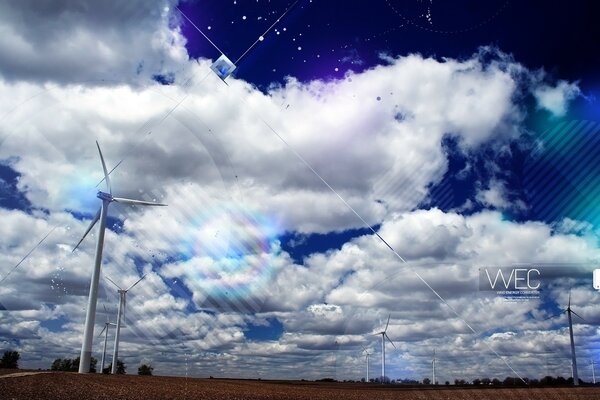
177;205;280;310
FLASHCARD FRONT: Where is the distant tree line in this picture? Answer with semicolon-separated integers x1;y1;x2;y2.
105;360;126;374
138;363;153;376
50;357;98;373
451;375;587;387
353;374;595;386
0;351;20;369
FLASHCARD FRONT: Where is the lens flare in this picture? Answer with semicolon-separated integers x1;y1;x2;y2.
178;205;280;308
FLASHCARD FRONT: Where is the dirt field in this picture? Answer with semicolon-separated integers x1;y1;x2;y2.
0;371;598;400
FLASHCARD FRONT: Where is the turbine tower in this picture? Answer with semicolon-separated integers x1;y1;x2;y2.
432;348;436;385
74;141;166;373
375;315;396;383
97;305;116;374
361;346;372;383
545;292;584;386
591;359;596;384
106;274;147;374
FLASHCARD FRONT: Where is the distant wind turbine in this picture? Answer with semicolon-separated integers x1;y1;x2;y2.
74;141;166;373
98;305;116;374
374;315;396;383
591;359;596;384
361;346;372;383
105;273;147;374
545;292;584;386
432;348;437;385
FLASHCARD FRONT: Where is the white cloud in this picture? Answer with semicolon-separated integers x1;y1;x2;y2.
534;80;581;117
0;0;187;85
0;0;594;382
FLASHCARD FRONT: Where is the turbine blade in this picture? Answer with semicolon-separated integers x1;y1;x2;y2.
95;159;122;189
112;197;167;207
98;325;107;338
103;304;109;323
543;309;568;321
571;309;586;322
72;208;101;252
126;273;147;291
384;314;390;332
385;333;397;349
568;291;571;308
104;275;122;290
96;141;111;194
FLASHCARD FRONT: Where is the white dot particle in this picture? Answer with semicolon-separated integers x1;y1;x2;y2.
334;67;339;71
207;26;211;30
242;15;247;20
297;46;302;50
259;36;264;41
283;27;287;31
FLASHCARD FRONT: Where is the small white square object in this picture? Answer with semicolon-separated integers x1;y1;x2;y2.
210;54;236;80
594;269;600;290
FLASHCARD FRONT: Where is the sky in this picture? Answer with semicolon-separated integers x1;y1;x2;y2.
1;0;600;383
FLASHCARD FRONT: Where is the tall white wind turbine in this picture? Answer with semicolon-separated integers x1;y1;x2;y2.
98;305;116;374
74;141;166;373
375;315;396;383
545;292;584;386
361;346;372;383
105;274;147;374
591;359;596;384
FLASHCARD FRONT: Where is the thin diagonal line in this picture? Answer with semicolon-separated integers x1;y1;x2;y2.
234;0;300;65
95;68;214;189
235;93;528;384
0;226;57;284
175;6;226;56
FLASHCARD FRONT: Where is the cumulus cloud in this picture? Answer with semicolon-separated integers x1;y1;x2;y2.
0;0;187;85
534;80;581;117
0;0;594;382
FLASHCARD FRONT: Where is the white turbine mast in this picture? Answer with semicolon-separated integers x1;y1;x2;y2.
97;304;116;374
105;273;147;374
432;348;436;385
591;359;596;384
545;291;585;386
74;141;166;373
361;346;372;383
374;314;396;383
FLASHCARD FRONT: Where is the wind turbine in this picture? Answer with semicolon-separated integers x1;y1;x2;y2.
591;359;596;384
98;305;116;374
432;348;437;385
106;273;147;374
361;346;372;383
375;315;396;383
74;141;166;373
545;292;584;386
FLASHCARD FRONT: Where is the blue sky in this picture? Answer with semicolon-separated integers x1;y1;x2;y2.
0;0;599;383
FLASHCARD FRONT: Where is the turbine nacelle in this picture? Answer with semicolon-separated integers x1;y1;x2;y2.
97;191;113;202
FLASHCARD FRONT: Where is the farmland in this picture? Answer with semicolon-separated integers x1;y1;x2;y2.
1;371;598;400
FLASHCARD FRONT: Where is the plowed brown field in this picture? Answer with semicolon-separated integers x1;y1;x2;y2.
1;371;598;400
